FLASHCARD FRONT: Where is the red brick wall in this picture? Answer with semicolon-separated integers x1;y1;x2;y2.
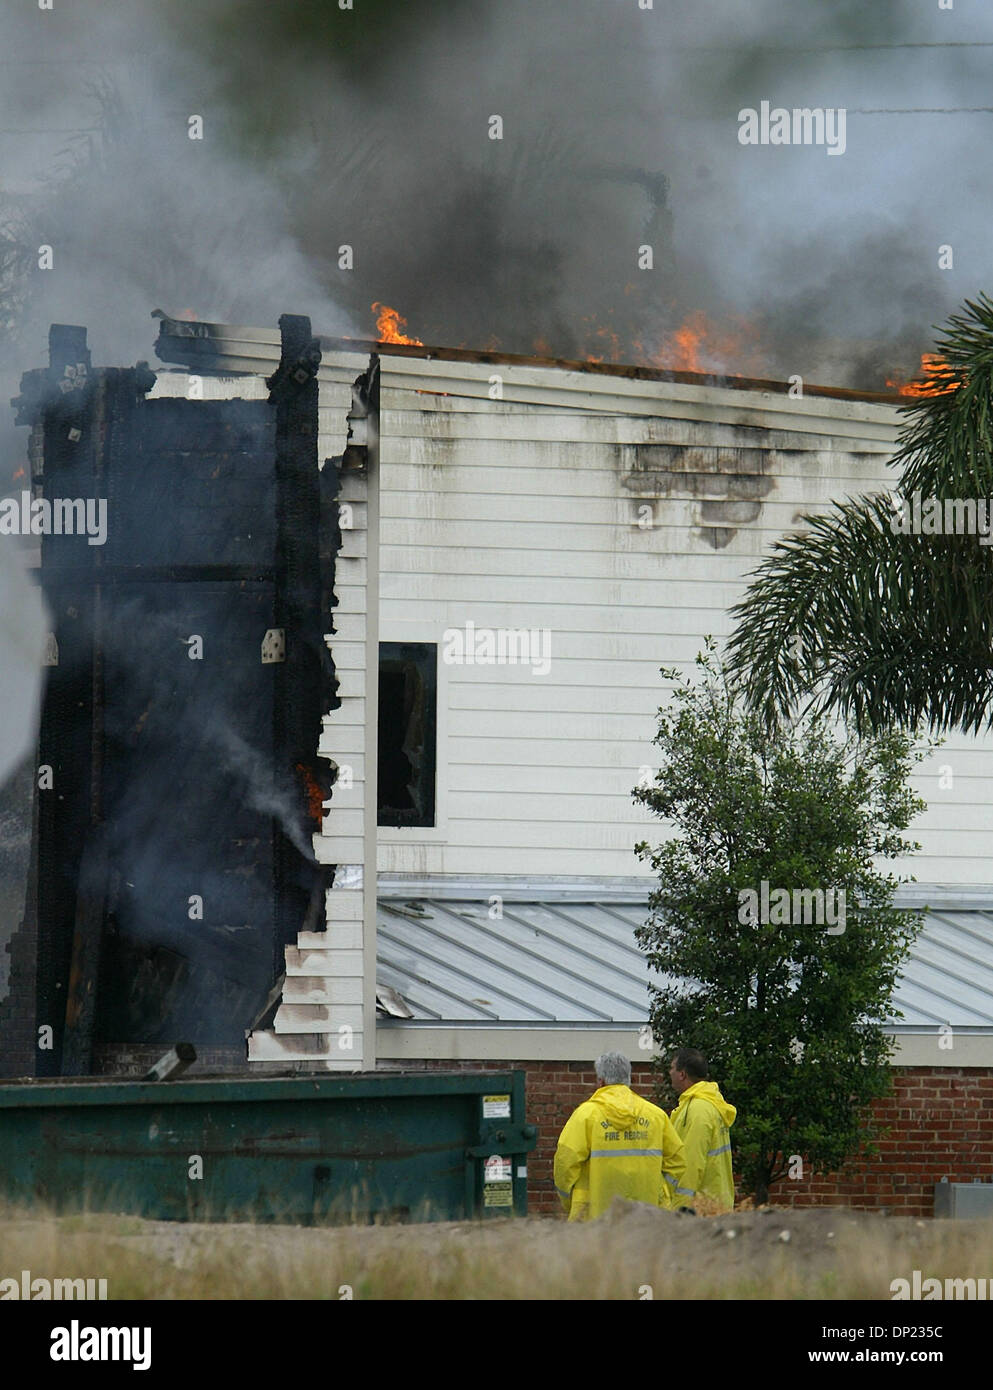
89;1044;248;1076
766;1067;993;1218
378;1058;993;1219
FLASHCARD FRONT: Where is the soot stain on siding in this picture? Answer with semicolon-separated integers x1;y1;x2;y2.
619;443;776;548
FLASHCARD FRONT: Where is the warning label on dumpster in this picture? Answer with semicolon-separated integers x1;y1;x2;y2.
483;1093;511;1119
484;1181;513;1208
484;1154;512;1182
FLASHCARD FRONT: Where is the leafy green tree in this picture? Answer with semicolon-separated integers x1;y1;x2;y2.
726;293;993;735
634;644;927;1203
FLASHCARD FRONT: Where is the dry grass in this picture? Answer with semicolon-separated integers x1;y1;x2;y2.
1;1199;991;1300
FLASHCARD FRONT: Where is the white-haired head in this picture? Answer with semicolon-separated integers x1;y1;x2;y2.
595;1052;631;1086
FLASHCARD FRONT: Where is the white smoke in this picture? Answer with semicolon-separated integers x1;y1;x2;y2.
0;545;47;789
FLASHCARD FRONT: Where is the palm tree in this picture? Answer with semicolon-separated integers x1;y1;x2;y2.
726;293;993;737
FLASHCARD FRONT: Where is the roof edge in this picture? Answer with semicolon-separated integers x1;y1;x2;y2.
377;874;653;902
373;1024;993;1066
152;313;907;407
376;875;993;910
321;335;904;406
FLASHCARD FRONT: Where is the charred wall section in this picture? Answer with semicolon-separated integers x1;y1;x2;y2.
267;315;337;980
2;318;335;1076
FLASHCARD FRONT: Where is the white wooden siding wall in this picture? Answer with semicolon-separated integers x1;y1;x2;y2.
249;374;369;1068
373;360;993;887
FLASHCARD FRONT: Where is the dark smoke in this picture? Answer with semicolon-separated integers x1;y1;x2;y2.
3;0;993;400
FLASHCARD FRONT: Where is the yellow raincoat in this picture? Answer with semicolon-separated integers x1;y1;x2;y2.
669;1080;736;1211
553;1084;687;1220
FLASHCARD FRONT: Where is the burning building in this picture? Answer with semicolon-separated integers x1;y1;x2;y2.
1;310;991;1217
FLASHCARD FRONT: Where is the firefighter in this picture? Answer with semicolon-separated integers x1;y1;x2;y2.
553;1051;687;1220
668;1047;736;1212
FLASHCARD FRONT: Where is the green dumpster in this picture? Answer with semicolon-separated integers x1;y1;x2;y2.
0;1071;537;1224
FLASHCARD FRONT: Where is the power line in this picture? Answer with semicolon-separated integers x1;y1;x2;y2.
669;41;993;52
677;107;993;119
0;56;146;65
851;106;993;114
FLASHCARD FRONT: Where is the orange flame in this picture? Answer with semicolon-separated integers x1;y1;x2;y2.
885;352;961;398
12;466;25;481
372;302;423;346
295;763;325;826
580;312;767;375
656;311;764;374
670;317;706;372
581;318;623;365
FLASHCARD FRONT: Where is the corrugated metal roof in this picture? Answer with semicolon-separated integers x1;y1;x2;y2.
376;896;993;1031
894;910;993;1027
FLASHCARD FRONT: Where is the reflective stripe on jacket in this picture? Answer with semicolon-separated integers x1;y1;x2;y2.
669;1081;736;1211
553;1084;687;1221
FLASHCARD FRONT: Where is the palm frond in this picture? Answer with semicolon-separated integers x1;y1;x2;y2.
729;294;993;737
727;492;993;735
894;292;993;499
